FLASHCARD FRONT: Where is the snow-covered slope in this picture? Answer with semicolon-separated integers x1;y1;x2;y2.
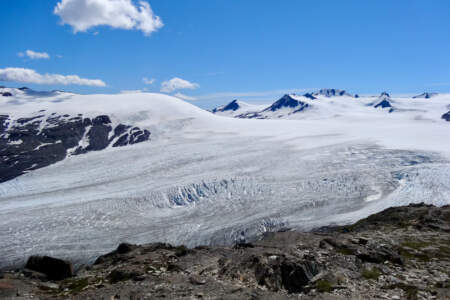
0;87;450;270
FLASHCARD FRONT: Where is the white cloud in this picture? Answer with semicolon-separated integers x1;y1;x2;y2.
142;77;155;85
54;0;163;36
0;67;106;87
160;77;199;93
174;93;196;101
18;50;50;60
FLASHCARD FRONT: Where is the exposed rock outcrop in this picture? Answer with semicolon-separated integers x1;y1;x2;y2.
413;92;438;99
1;203;449;299
442;111;450;121
0;113;150;183
312;89;352;97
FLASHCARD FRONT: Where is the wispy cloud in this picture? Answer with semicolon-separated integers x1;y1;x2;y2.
54;0;163;36
174;93;196;101
160;77;199;93
18;50;50;60
142;77;155;85
0;67;106;87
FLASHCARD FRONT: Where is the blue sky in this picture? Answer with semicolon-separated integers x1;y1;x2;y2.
1;0;450;108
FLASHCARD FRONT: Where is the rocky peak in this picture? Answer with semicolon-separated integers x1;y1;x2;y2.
379;91;390;98
374;99;392;109
373;92;394;112
265;94;305;111
442;111;450;121
413;92;438;99
212;99;241;113
302;93;317;100
313;89;352;97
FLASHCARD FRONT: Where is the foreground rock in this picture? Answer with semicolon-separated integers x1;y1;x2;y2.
25;256;73;281
0;203;449;299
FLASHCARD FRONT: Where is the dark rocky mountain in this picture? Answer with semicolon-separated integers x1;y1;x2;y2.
374;99;392;109
413;92;438;99
234;94;313;119
263;94;310;113
312;89;352;97
0;113;150;183
211;99;240;113
373;92;394;112
442;111;450;121
1;203;449;299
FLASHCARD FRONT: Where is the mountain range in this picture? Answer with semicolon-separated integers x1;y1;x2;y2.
212;88;449;120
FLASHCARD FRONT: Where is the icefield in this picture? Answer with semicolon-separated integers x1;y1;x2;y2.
1;89;450;269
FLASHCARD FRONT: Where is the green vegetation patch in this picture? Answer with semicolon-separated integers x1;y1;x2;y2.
107;269;132;283
315;279;333;293
67;278;89;294
362;267;382;280
174;245;189;257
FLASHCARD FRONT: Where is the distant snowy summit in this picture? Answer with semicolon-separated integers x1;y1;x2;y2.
211;99;241;113
229;94;314;119
211;99;268;117
373;92;394;112
312;88;353;97
413;92;438;99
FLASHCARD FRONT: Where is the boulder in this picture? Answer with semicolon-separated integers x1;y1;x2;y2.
254;256;319;293
25;255;73;280
356;247;403;265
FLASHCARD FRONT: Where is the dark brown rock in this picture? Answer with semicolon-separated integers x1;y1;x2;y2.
25;255;73;280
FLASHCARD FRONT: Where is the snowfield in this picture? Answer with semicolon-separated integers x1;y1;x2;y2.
0;88;449;269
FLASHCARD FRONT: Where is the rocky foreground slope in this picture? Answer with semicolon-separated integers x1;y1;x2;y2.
1;203;449;300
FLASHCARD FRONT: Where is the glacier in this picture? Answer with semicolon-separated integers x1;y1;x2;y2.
0;88;450;269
